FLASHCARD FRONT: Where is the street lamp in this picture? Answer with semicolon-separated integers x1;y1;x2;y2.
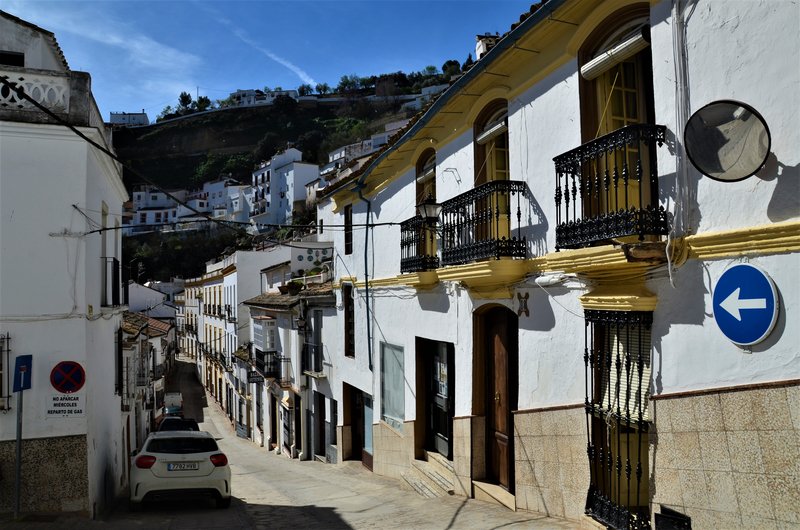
416;194;442;226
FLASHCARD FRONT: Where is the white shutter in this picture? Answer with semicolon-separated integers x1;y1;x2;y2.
253;321;264;350
599;324;652;422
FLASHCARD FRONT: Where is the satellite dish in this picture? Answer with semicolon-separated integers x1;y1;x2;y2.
684;100;771;182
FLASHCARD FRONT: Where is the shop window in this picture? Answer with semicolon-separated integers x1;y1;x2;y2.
380;343;404;430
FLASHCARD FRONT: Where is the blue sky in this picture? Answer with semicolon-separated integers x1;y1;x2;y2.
2;0;533;121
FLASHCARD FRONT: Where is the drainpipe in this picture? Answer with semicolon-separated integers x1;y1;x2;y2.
355;186;373;371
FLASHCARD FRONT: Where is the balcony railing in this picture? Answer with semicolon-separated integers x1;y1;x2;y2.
101;257;121;307
400;215;440;273
255;349;280;379
302;342;324;376
553;124;669;250
440;180;529;266
278;356;292;388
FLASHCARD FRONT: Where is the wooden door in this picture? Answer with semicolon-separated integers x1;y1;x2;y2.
486;308;517;491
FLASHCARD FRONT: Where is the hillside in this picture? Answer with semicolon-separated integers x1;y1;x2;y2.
112;95;410;191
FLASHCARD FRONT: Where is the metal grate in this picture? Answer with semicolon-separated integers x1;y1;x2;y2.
584;310;653;529
439;179;528;266
554;124;669;250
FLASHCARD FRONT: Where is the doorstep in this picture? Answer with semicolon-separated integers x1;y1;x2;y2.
473;481;516;511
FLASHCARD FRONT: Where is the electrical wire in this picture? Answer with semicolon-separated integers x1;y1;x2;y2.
0;76;239;234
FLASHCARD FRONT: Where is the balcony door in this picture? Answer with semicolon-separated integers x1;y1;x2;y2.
580;9;656;219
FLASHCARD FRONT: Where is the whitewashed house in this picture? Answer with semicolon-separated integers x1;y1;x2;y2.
243;239;334;457
318;1;799;529
249;148;319;231
0;11;129;516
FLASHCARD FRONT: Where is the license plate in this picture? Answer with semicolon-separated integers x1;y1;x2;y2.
168;462;198;471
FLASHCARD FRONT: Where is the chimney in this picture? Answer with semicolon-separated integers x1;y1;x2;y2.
475;33;500;60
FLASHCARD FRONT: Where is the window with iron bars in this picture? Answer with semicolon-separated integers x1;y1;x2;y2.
584;310;652;530
0;333;9;409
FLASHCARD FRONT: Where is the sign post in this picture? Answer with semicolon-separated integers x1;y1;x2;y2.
13;354;33;520
713;264;779;347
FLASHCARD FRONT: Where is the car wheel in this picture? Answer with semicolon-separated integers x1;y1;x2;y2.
216;497;231;509
129;500;143;512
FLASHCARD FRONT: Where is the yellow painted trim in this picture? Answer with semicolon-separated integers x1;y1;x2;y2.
437;259;530;298
464;86;512;125
398;271;440;289
531;245;632;274
339;276;357;287
566;0;642;56
685;220;800;260
579;284;658;311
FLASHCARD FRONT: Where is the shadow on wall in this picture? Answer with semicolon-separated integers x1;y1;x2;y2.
522;187;549;258
517;286;566;333
417;285;451;314
759;154;800;222
650;260;707;395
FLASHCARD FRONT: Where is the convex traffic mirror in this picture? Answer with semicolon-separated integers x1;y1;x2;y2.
684;100;771;182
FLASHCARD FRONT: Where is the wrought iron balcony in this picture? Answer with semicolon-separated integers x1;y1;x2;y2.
277;356;292;388
400;215;440;273
254;349;280;379
554;124;669;250
440;180;529;266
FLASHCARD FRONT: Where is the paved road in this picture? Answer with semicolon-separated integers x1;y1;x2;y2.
3;356;578;530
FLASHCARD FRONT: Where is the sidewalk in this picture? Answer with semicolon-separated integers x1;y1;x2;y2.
194;359;579;530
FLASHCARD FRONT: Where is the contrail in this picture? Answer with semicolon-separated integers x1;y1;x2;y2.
218;16;316;86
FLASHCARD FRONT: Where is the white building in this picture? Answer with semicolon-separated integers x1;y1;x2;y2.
109;111;149;127
318;1;799;528
0;11;129;516
249;148;319;231
229;88;299;107
243;237;334;458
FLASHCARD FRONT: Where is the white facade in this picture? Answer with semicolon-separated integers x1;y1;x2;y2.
0;11;129;516
319;1;799;527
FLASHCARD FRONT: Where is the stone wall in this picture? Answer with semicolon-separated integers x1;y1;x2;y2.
650;383;800;529
372;421;413;479
513;405;589;521
452;417;473;497
0;434;89;514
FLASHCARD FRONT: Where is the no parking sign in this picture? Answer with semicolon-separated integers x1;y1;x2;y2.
47;361;86;417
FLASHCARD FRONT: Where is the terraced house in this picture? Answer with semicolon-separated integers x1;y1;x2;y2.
317;0;799;528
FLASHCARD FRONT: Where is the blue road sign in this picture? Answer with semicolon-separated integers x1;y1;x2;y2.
13;355;33;392
713;264;779;346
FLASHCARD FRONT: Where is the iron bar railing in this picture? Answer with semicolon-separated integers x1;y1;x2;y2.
254;349;280;379
554;124;668;250
440;180;528;266
400;215;440;273
278;356;292;388
584;310;652;530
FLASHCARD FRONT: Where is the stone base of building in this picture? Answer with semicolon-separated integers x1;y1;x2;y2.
0;434;89;514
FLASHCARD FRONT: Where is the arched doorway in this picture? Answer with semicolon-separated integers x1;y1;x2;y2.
473;305;518;492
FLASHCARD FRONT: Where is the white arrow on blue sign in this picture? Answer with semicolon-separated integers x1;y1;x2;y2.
713;264;779;346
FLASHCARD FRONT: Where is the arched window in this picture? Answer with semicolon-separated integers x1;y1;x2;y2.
415;149;436;204
473;100;509;186
578;5;656;217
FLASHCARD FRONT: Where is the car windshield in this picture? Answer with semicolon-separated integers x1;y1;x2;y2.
146;437;218;454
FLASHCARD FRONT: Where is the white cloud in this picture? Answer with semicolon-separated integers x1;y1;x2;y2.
2;1;200;112
216;14;317;86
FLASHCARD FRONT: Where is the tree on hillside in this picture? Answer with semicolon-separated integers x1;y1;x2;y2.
297;84;313;96
315;82;330;95
423;65;439;77
157;105;174;121
196;95;212;112
178;91;193;114
253;132;281;162
442;59;461;78
337;74;360;94
462;53;474;71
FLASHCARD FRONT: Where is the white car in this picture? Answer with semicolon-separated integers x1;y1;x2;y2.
130;431;231;510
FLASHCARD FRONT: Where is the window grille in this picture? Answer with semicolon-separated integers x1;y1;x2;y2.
0;333;9;409
584;310;652;530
